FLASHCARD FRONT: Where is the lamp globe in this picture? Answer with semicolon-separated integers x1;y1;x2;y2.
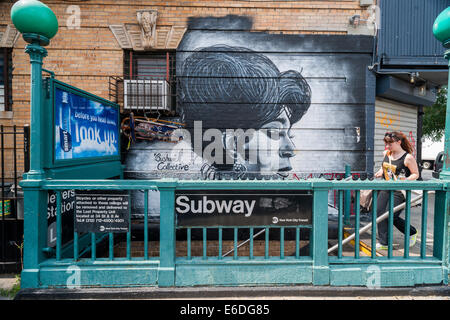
433;7;450;46
11;0;58;42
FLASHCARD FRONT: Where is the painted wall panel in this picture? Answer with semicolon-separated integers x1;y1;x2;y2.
124;17;376;217
179;29;374;175
126;19;375;178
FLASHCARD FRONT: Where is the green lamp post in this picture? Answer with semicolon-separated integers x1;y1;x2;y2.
11;0;58;288
433;7;450;180
11;0;58;179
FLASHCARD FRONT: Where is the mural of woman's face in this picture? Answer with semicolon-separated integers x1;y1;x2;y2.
242;109;295;177
179;45;312;179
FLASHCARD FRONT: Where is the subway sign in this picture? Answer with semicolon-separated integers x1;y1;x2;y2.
175;190;312;227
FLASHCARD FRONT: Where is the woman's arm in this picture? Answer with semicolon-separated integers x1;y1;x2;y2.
374;150;388;178
404;154;419;181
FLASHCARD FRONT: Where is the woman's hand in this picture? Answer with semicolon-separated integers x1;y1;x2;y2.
374;169;383;178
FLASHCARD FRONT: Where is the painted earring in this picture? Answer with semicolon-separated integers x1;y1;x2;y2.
232;163;247;179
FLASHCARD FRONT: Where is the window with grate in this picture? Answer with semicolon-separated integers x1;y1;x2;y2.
0;49;12;112
123;51;176;114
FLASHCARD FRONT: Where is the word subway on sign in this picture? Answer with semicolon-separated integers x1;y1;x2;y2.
175;190;312;227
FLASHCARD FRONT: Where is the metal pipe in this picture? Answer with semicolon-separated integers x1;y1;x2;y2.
23;125;30;173
328;194;423;254
344;165;351;224
42;68;54;78
1;125;4;262
3;48;10;111
223;228;266;258
13;125;17;220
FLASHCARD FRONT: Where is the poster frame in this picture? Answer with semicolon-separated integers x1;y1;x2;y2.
46;78;121;169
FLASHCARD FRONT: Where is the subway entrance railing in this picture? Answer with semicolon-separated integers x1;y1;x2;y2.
19;178;449;289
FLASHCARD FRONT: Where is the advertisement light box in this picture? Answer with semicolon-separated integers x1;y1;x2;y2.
53;82;120;163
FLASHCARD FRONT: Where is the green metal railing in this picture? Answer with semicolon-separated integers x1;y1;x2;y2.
178;225;311;260
20;178;449;288
331;181;444;260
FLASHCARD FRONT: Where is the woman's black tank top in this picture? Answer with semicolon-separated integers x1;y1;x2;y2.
381;152;411;181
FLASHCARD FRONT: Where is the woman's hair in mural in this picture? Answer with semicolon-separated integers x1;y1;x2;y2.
278;70;312;124
179;45;281;129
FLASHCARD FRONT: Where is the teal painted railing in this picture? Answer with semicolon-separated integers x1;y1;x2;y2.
20;178;449;288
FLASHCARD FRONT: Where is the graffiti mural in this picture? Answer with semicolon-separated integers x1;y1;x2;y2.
178;45;312;180
124;15;375;217
376;110;401;129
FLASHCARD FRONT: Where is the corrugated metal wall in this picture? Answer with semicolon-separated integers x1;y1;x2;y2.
374;98;418;171
379;0;450;60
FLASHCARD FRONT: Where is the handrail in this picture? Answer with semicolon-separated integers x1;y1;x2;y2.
332;179;446;190
33;178;447;191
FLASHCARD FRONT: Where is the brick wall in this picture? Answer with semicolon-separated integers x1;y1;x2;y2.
113;240;310;258
1;0;372;124
0;0;373;179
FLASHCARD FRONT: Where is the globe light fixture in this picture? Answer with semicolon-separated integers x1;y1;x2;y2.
433;7;450;179
11;0;58;46
433;7;450;47
9;0;59;178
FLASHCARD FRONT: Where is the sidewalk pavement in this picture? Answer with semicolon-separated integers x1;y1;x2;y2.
12;285;450;300
0;274;18;300
0;275;17;290
2;271;449;300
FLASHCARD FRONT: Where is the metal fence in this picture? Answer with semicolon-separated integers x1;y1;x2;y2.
20;177;449;288
0;125;29;273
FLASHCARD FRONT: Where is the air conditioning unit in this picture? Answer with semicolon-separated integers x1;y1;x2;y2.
124;79;171;111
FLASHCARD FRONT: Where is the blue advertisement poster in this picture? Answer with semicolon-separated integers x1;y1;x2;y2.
54;86;119;161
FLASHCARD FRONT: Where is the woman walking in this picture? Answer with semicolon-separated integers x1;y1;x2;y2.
374;131;419;250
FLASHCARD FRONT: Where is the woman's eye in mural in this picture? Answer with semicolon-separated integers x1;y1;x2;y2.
263;128;281;141
287;130;295;140
264;128;293;143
